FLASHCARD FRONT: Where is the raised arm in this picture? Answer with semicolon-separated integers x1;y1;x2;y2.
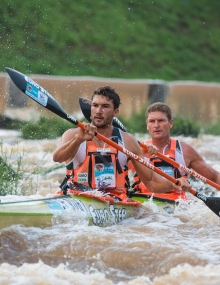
53;123;97;163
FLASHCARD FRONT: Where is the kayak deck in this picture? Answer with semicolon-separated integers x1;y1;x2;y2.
0;194;141;229
0;192;183;229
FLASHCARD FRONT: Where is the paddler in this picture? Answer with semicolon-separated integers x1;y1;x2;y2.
131;102;220;199
53;87;191;201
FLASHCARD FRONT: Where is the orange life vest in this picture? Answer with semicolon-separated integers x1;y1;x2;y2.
131;139;188;200
60;127;130;201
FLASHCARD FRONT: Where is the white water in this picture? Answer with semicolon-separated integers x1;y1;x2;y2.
1;131;220;285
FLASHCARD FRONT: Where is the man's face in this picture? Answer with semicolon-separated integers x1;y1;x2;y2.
146;111;173;140
91;95;119;128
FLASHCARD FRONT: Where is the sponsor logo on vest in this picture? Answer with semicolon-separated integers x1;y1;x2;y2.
78;173;88;183
97;148;111;152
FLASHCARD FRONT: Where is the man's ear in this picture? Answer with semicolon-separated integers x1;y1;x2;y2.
169;119;174;129
114;108;119;117
146;120;148;130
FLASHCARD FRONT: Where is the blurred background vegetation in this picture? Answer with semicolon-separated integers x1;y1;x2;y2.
1;0;220;82
1;0;220;139
0;111;216;140
1;0;220;195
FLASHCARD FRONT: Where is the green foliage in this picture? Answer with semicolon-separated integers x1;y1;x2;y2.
0;116;25;130
170;116;201;137
119;111;201;137
6;119;25;130
1;0;220;82
203;122;220;135
21;116;74;140
0;139;65;196
0;144;22;196
118;108;147;134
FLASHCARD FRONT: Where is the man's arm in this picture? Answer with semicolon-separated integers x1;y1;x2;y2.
53;123;97;163
182;142;220;185
123;133;190;193
53;128;83;163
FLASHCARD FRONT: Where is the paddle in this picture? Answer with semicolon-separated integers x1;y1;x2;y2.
5;67;220;217
79;97;220;192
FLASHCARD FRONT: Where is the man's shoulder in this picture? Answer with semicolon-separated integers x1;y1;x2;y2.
62;128;78;139
121;131;136;141
180;140;196;155
122;132;141;153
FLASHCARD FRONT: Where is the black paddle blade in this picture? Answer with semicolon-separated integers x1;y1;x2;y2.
79;97;92;122
194;191;220;217
79;97;127;132
5;68;27;93
5;67;78;125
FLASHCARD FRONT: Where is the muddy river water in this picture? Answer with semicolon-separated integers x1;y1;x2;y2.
1;130;220;285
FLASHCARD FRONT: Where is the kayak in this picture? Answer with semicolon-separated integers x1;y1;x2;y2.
0;190;179;229
4;67;220;220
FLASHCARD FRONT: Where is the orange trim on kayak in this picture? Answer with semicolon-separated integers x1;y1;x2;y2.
56;190;141;206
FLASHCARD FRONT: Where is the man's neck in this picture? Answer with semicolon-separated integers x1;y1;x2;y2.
151;137;171;153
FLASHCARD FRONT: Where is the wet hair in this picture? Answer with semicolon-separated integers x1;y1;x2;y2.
92;86;121;109
146;102;172;121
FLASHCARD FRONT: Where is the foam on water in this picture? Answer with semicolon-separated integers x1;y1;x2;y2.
1;131;220;284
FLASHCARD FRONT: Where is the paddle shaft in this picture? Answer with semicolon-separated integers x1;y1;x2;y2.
6;67;220;218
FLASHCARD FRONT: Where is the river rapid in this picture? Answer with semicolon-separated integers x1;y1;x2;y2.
1;130;220;285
